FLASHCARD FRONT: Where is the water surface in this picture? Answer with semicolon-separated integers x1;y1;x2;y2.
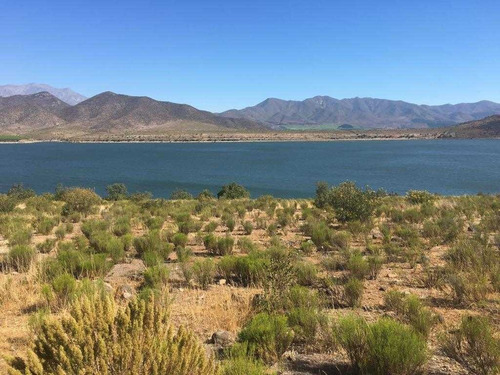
1;140;499;197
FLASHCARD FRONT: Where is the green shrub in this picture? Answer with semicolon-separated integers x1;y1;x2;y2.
204;233;218;253
336;315;427;375
300;240;315;255
106;183;128;200
0;194;16;213
42;273;77;308
9;295;219;375
60;187;100;215
384;291;437;338
237;237;257;253
36;238;57;254
243;220;254;235
315;181;377;223
367;255;384;279
170;189;194;200
294;262;318;286
441;315;499;375
54;225;67;240
143;265;170;289
217;183;250;199
172;232;188;247
406;190;435;205
7;183;35;200
344;278;364;307
346;252;369;279
7;245;36;272
175;246;192;263
218;236;235;256
238;312;294;363
113;216;131;236
35;216;58;235
8;227;32;246
204;221;218;232
133;231;173;260
193;258;216;289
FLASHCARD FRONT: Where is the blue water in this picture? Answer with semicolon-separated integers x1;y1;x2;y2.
1;140;499;198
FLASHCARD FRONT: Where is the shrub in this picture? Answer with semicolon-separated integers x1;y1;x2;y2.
143;265;170;289
172;232;188;247
197;189;215;200
106;183;128;200
60;187;101;215
238;312;294;363
204;220;218;232
193;258;215;289
175;246;192;263
237;237;257;253
218;236;235;256
113;216;131;236
54;225;67;240
367;255;384;279
204;233;218;253
170;189;194;200
8;227;32;246
0;194;16;213
346;252;369;279
9;295;219;375
336;315;427;375
133;231;173;260
7;245;36;272
300;240;315;255
441;315;499;375
222;352;267;375
384;291;437;338
36;238;57;254
217;182;250;199
294;261;318;286
243;220;254;235
7;183;35;200
315;181;376;223
406;190;435;205
35;216;58;235
344;278;364;307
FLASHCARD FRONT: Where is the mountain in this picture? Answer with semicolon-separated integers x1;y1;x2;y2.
0;91;265;137
439;115;500;138
0;83;87;105
221;96;500;129
0;92;68;131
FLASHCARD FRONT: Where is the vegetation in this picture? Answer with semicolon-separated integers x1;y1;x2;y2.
0;182;498;374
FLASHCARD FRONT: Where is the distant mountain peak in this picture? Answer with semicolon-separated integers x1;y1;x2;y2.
0;83;87;105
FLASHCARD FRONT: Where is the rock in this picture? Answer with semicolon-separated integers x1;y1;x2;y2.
115;284;135;301
103;282;114;294
219;279;227;286
210;331;235;347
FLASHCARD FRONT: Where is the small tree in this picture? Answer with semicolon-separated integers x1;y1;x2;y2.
60;187;101;215
106;183;128;200
217;183;250;199
170;189;194;200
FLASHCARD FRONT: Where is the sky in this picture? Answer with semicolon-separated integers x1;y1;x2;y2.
1;0;499;112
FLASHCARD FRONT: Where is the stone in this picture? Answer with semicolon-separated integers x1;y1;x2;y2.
219;278;227;286
210;331;235;347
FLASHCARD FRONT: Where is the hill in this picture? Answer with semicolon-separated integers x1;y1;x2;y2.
0;92;265;138
221;96;500;129
439;115;500;138
0;83;87;105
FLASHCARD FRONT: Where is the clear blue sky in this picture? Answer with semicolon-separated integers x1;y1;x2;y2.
1;0;499;112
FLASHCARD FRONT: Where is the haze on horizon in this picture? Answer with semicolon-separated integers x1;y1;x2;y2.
1;0;499;112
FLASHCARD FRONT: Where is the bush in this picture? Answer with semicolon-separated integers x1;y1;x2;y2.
106;183;128;200
170;189;194;200
384;291;437;338
8;227;32;246
237;237;257;253
172;232;188;247
113;216;131;236
193;258;216;289
9;295;219;375
315;181;376;223
143;265;170;289
0;194;16;213
133;231;173;260
204;233;218;253
406;190;435;205
35;216;58;235
243;220;253;235
346;252;369;279
36;238;57;254
336;315;428;375
217;182;250;199
218;236;235;256
7;183;35;200
204;221;218;232
7;245;36;272
344;278;364;307
294;262;318;286
238;312;294;363
441;315;499;375
55;225;67;240
60;187;101;215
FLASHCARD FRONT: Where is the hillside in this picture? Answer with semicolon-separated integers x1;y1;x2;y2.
439;115;500;138
0;92;266;137
221;96;500;129
0;83;87;105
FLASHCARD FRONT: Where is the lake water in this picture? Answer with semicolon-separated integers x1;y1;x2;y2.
1;140;499;198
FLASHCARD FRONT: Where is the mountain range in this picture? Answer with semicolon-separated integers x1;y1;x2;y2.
0;84;499;137
0;91;264;136
221;96;500;129
0;83;87;105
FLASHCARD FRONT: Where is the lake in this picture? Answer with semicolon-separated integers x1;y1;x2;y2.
1;140;499;198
